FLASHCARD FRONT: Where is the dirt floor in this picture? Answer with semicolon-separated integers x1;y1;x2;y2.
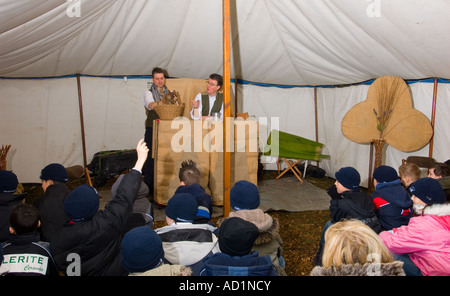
23;170;335;276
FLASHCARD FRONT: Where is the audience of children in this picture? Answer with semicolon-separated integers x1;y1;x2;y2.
2;152;449;277
370;165;413;231
380;177;450;276
0;203;58;276
314;166;381;266
49;139;149;276
155;192;219;267
222;180;286;275
0;170;25;243
310;219;405;276
32;163;70;242
173;159;213;224
198;217;279;276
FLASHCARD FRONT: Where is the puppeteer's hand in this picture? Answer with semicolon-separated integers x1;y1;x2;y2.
191;100;199;109
134;139;149;171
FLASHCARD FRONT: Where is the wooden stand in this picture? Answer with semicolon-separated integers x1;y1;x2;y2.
276;158;304;183
373;139;386;169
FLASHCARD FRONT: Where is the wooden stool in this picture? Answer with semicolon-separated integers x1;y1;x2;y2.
276;157;303;183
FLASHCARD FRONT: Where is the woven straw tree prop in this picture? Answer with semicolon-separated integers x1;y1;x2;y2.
341;76;433;171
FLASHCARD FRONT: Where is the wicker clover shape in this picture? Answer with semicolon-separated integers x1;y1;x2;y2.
341;76;433;152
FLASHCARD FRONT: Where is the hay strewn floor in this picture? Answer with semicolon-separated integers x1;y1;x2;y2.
23;170;335;276
259;171;334;276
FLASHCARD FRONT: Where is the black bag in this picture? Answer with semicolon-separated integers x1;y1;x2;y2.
87;150;137;186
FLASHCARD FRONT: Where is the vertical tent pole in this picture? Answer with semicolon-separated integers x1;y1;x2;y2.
76;74;92;186
223;0;232;217
234;78;238;115
313;86;319;167
428;78;438;158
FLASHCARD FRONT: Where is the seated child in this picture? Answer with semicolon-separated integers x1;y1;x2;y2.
380;178;450;276
398;162;420;192
223;180;286;275
371;165;413;231
428;162;450;201
314;167;381;265
50;139;149;276
0;204;59;276
310;219;404;276
33;163;70;242
121;226;192;276
199;217;279;276
328;167;381;232
155;193;219;267
0;170;26;243
111;174;154;234
174;160;213;223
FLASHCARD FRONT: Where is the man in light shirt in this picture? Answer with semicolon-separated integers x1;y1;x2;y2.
190;73;224;121
143;67;169;197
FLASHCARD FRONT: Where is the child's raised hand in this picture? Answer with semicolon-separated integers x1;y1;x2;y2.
134;139;149;171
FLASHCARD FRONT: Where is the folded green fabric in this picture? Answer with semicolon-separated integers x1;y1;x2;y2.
264;130;330;161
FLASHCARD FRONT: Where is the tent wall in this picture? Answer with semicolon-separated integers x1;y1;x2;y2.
2;1;450;85
0;77;82;182
0;76;147;182
1;77;449;185
236;79;450;187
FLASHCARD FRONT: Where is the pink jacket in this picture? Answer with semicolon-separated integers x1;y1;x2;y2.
379;203;450;276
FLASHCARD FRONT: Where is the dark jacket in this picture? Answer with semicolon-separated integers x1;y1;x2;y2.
175;184;213;223
371;179;413;231
0;232;59;276
50;169;141;276
199;251;279;276
0;192;26;243
328;185;382;233
33;183;70;242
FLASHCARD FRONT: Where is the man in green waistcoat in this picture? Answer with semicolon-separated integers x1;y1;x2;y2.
190;73;223;120
143;67;169;197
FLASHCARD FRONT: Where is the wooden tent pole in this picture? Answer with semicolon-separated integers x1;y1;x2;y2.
314;86;319;167
428;78;438;158
76;74;92;186
223;0;231;217
234;78;238;115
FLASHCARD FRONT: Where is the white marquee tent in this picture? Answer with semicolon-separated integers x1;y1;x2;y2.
1;0;449;186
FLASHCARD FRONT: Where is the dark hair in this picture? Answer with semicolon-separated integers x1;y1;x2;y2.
10;204;40;234
209;73;223;88
179;160;200;186
432;163;450;177
152;67;166;77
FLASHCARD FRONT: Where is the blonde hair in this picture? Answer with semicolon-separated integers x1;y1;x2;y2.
398;163;420;181
321;220;394;268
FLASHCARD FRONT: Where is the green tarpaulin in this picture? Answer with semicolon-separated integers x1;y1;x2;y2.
264;130;330;161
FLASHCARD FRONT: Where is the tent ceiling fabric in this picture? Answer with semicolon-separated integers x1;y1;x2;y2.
1;0;449;85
